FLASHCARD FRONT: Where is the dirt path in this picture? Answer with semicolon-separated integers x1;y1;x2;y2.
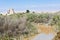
32;24;57;40
32;33;56;40
24;24;57;40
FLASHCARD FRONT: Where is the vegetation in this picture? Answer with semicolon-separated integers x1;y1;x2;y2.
26;10;30;13
53;31;60;40
0;11;60;40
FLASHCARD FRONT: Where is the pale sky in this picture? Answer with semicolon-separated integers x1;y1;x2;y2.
0;0;60;12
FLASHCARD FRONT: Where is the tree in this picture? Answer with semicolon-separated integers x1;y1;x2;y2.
32;11;35;13
26;10;30;13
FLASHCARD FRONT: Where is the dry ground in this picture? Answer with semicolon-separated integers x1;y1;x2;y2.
24;23;56;40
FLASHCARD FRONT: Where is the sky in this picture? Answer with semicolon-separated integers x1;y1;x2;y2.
0;0;60;12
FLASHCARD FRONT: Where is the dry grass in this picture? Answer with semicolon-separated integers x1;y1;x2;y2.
37;23;55;34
